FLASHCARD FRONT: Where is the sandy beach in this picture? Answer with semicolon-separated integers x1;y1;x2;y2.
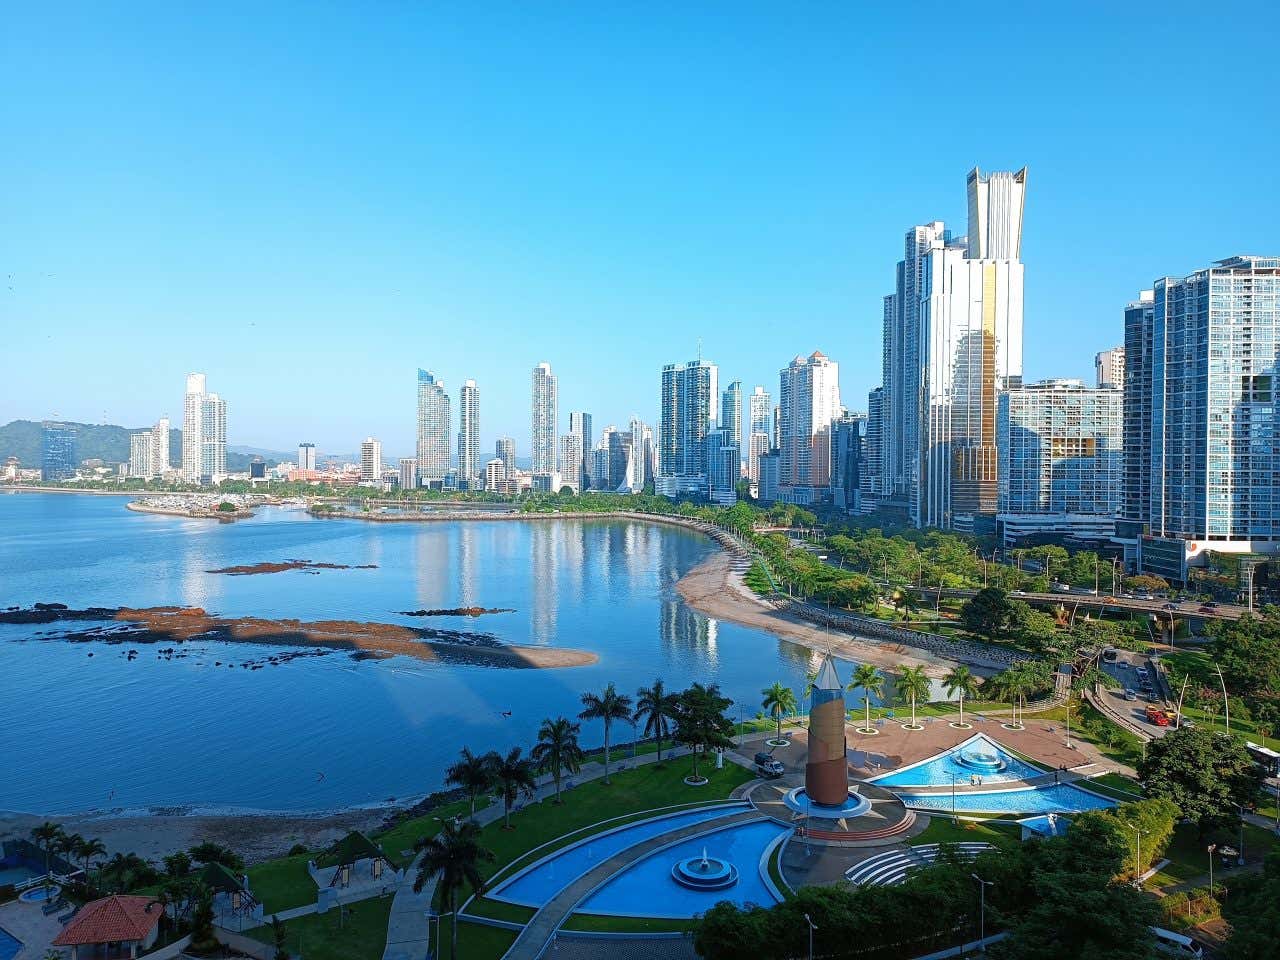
0;805;395;864
675;551;982;679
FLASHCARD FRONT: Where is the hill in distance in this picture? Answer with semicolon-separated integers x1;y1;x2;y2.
0;420;285;472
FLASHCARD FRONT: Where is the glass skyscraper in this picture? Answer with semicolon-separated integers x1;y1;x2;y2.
41;421;76;481
416;369;451;484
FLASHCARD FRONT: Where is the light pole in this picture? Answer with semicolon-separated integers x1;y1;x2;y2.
1214;663;1231;734
1207;843;1215;894
971;873;992;953
803;912;818;960
1124;822;1145;886
1237;805;1246;866
950;774;958;823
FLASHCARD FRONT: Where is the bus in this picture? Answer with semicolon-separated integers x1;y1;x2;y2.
1246;741;1280;777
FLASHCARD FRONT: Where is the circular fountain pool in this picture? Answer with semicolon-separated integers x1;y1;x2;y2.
19;884;59;903
782;787;872;818
671;847;739;890
956;749;1007;773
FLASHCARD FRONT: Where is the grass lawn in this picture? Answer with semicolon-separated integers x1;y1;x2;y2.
249;895;392;960
1145;821;1280;890
1033;702;1144;767
908;816;1019;848
561;913;697;933
463;897;536;924
437;915;518;960
1093;772;1144;796
373;796;483;869
246;853;316;914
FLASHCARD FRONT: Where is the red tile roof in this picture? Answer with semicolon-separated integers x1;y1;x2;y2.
53;894;163;946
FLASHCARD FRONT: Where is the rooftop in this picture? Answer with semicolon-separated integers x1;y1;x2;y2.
53;895;163;946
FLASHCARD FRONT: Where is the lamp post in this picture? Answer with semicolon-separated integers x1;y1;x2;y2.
1237;805;1246;866
1124;822;1145;886
1207;844;1216;895
1215;664;1231;734
971;873;992;953
950;774;958;824
803;912;818;960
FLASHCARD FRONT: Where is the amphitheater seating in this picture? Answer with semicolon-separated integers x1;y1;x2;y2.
844;842;996;886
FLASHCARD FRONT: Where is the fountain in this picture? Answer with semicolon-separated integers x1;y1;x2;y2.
671;845;739;891
956;748;1007;773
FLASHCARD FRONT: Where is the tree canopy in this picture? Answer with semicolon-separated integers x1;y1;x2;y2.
1137;726;1264;833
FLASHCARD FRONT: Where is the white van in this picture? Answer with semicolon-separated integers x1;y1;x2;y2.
1150;926;1203;958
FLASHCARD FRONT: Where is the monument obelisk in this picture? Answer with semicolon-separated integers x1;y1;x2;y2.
805;654;848;806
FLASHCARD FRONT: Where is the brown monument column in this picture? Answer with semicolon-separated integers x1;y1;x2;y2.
805;655;848;806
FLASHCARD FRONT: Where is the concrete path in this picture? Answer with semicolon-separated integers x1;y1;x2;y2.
501;808;764;960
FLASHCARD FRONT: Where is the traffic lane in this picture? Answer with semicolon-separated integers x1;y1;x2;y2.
1100;657;1173;737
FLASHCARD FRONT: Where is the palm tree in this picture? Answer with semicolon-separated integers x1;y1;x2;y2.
31;822;64;881
849;664;884;734
579;682;633;785
635;679;678;765
491;747;537;829
414;819;495;960
445;747;495;819
943;665;980;728
896;665;931;729
74;836;107;880
531;717;585;804
54;831;82;872
760;682;797;741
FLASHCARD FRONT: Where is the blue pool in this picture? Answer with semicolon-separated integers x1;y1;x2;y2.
870;733;1047;787
0;925;22;960
896;783;1116;815
578;820;790;918
491;805;748;906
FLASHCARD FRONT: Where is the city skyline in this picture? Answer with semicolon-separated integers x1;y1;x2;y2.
5;7;1277;452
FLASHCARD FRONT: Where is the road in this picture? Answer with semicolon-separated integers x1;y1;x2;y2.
1097;649;1178;739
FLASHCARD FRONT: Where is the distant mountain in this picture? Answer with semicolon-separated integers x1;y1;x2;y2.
228;444;298;462
0;420;278;471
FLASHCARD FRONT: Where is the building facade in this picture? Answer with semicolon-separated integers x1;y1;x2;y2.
558;433;582;493
496;436;516;476
181;373;227;484
719;380;742;449
757;450;780;504
360;438;383;483
416;369;451;485
747;385;771;486
531;362;558;476
399;458;417;490
863;387;884;506
830;413;863;512
298;442;317;472
1095;346;1125;389
569;411;593;489
703;428;739;505
996;379;1122;544
778;351;841;502
659;358;718;492
458;379;480;490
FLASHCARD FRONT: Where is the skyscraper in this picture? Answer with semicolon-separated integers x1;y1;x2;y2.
151;417;170;476
360;438;383;483
531;362;558;476
658;358;717;496
703;428;739;505
719;380;742;449
399;458;417;490
496;436;516;476
458;379;480;489
863;388;883;504
569;411;593;488
416;369;451;485
298;442;317;472
1126;256;1280;581
558;433;582;494
778;351;841;502
747;386;771;487
1095;346;1125;389
181;373;226;484
830;413;863;512
1119;291;1155;555
130;431;153;479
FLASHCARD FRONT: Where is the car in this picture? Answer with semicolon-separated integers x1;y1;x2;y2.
1203;601;1220;609
1151;926;1204;958
753;752;785;778
1124;689;1138;701
1162;602;1179;611
1198;606;1216;614
1013;589;1027;596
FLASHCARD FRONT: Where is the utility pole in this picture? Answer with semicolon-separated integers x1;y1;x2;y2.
971;874;992;953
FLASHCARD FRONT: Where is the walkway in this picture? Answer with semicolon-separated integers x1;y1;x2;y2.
501;808;764;960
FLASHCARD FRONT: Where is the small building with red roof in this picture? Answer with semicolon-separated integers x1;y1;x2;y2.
52;894;163;959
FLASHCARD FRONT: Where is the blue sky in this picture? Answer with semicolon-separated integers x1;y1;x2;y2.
3;3;1277;458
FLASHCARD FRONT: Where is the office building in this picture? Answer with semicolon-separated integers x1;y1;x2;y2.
399;458;417;491
569;411;592;489
757;450;780;504
249;458;267;480
495;436;516;476
720;381;742;449
1118;291;1156;561
703;428;739;505
531;362;558;476
298;442;317;472
558;434;582;494
1095;346;1125;389
830;413;863;512
880;168;1027;530
360;438;383;483
996;379;1122;544
630;417;655;491
181;373;227;484
1124;256;1280;581
659;358;718;494
863;387;884;504
778;351;841;503
416;369;451;484
458;379;480;490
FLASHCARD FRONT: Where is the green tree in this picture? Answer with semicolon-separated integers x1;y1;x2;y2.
896;665;931;729
635;678;679;764
188;841;244;872
530;716;585;804
960;587;1018;640
72;836;106;879
848;663;884;733
30;822;64;879
271;915;289;960
673;682;735;781
1138;726;1264;834
760;682;797;740
578;682;634;785
490;747;537;830
445;746;495;819
943;664;979;727
162;851;192;878
1220;852;1280;960
413;819;495;960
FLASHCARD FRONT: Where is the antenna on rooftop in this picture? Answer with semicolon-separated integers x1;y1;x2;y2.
697;337;703;361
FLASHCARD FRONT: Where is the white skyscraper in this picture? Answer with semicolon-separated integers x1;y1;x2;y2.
458;379;480;489
298;442;317;471
151;417;170;476
719;380;742;449
747;386;771;485
967;166;1027;260
130;432;153;478
416;369;451;484
531;362;558;476
1095;346;1125;389
360;438;383;483
558;433;582;494
778;352;841;501
181;373;226;484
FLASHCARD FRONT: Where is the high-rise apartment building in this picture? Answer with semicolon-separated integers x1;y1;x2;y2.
863;388;884;504
130;431;153;479
996;379;1122;544
416;369;451;485
719;381;742;449
458;379;480;490
569;412;593;489
41;421;76;481
399;458;417;490
1123;256;1280;581
778;351;841;503
531;363;558;476
298;442;317;472
658;358;717;496
1095;346;1125;389
1119;291;1155;553
496;436;516;476
181;373;226;484
484;458;506;490
879;168;1027;530
703;428;739;505
558;433;582;494
151;417;170;476
830;413;864;512
360;438;383;484
747;386;771;486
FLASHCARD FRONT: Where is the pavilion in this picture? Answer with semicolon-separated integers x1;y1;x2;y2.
198;860;262;927
315;830;395;889
51;894;163;959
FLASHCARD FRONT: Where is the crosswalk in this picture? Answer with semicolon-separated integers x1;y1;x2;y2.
844;842;996;886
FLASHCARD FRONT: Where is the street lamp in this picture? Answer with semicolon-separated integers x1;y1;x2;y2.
950;774;959;823
803;912;818;960
971;873;993;953
1207;843;1216;894
1124;822;1145;886
1215;664;1231;734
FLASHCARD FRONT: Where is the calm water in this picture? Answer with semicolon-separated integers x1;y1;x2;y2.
0;492;878;814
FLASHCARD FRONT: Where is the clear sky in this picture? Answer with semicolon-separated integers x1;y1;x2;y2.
3;3;1277;458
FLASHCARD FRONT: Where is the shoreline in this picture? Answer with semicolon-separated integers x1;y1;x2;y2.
675;551;991;679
